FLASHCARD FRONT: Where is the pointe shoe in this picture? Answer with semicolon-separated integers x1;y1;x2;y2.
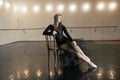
89;62;97;68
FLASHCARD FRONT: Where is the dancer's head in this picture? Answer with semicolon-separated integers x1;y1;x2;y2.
54;14;62;24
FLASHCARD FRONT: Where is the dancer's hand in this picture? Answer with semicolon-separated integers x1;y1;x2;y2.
71;41;77;46
53;31;57;35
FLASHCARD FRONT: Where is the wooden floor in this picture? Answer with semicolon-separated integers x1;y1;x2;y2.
0;40;120;80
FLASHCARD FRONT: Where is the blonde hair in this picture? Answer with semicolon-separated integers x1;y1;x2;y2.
54;14;62;24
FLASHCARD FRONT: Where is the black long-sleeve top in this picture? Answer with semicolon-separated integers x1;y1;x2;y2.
43;24;73;46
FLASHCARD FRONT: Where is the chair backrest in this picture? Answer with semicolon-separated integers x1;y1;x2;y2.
45;35;57;51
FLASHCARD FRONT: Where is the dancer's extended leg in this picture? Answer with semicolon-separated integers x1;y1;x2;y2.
71;41;97;68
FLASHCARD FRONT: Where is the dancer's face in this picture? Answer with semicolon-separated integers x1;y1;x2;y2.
57;15;62;23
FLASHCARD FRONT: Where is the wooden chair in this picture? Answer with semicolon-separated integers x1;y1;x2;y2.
44;35;59;80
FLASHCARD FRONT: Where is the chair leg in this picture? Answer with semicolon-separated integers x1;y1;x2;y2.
53;51;58;80
57;50;59;67
56;50;59;77
48;51;50;80
54;52;56;68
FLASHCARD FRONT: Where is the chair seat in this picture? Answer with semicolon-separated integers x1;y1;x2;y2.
49;46;58;50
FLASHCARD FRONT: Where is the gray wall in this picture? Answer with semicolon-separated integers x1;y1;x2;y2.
0;0;120;45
